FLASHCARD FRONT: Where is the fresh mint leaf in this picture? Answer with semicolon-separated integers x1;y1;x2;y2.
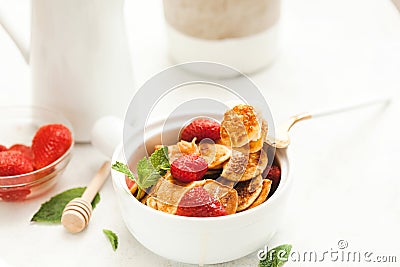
103;229;118;251
137;157;162;189
259;244;292;267
31;187;100;223
112;162;137;182
149;145;170;175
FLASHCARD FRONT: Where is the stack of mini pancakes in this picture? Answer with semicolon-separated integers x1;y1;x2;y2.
145;104;274;215
219;104;272;212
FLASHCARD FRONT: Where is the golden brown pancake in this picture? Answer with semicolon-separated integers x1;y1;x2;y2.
220;104;261;147
146;172;205;214
235;175;263;211
140;193;150;204
248;119;268;153
214;177;236;188
246;179;272;210
203;179;238;215
199;142;231;169
147;175;236;215
221;149;268;182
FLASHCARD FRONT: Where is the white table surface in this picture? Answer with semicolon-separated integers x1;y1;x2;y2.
1;0;400;266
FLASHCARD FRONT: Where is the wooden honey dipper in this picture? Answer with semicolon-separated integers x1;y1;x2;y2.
61;161;111;233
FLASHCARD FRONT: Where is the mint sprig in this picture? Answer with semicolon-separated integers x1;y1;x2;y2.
112;146;170;199
259;244;292;267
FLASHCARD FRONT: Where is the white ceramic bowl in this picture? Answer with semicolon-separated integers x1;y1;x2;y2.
111;116;291;265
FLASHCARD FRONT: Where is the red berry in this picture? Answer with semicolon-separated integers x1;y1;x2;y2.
171;155;208;182
266;165;281;195
266;165;281;183
0;150;34;176
176;186;227;217
0;187;31;201
125;177;136;190
0;145;7;152
32;124;72;169
8;144;34;162
181;119;221;142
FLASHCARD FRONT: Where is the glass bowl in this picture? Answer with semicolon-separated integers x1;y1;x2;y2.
0;106;74;201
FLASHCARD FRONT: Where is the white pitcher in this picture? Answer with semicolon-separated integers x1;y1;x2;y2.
0;0;134;142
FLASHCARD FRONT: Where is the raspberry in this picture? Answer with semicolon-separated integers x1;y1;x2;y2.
32;124;72;169
176;186;227;217
180;119;220;142
0;150;34;176
171;155;208;182
0;145;6;152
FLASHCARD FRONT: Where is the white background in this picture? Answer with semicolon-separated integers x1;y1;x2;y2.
1;0;400;266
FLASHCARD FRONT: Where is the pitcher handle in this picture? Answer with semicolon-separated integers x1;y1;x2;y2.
0;7;30;63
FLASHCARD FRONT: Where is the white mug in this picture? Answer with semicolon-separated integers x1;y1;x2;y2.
0;0;135;142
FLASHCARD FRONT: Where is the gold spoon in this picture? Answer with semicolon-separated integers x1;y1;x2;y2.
266;97;390;149
61;161;110;233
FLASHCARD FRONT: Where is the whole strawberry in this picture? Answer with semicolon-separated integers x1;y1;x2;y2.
171;155;208;182
9;144;34;162
32;124;72;169
180;119;220;142
176;186;227;217
0;150;34;176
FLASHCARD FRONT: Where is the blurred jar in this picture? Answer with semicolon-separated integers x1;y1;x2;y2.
163;0;280;74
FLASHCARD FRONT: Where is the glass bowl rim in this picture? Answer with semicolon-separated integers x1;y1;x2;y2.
0;105;74;184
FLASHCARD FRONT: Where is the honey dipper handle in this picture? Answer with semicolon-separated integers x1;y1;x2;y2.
82;161;111;202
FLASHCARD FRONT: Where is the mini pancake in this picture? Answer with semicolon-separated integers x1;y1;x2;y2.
246;179;272;210
140;193;150;205
203;179;238;215
248;119;268;153
214;177;236;188
221;149;268;182
147;178;237;215
156;138;199;164
220;104;261;147
146;172;205;214
199;142;231;169
235;175;263;211
221;117;268;155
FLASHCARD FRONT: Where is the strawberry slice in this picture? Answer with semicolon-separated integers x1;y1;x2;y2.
0;150;34;176
176;186;227;217
171;155;208;182
180;119;220;142
8;144;34;162
31;124;72;170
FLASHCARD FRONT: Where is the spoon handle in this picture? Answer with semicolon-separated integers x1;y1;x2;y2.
82;161;111;202
310;97;390;118
288;97;391;130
